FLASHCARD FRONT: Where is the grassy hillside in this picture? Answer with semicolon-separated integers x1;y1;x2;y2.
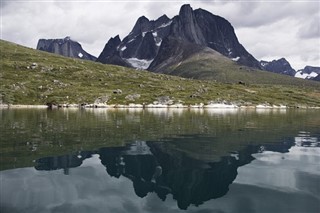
163;47;320;86
1;39;320;107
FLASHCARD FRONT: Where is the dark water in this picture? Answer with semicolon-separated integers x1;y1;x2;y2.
0;108;319;213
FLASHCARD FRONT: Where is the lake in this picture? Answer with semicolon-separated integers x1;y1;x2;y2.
0;108;319;213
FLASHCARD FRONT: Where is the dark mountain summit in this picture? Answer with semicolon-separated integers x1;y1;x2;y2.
169;5;260;68
97;4;260;71
259;58;296;76
37;37;96;61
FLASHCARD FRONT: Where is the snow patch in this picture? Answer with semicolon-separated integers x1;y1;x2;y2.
127;39;135;43
309;72;319;78
78;53;83;58
261;62;268;67
227;48;232;56
295;71;318;79
157;21;172;29
156;40;162;47
205;103;238;108
120;46;127;51
152;32;158;37
232;57;240;62
124;58;154;70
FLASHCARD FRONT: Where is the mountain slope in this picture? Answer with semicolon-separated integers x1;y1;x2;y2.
148;37;319;85
1;39;320;107
37;37;96;61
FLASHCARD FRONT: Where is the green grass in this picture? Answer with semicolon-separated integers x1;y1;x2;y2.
169;50;320;87
1;39;320;107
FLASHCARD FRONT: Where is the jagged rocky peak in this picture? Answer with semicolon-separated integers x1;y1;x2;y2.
130;16;152;36
129;14;172;39
97;35;121;59
179;4;193;17
260;58;296;76
170;4;205;44
154;14;170;27
96;35;131;67
36;36;96;61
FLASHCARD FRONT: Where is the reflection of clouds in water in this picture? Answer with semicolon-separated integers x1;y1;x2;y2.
234;133;320;200
0;155;144;213
295;133;319;147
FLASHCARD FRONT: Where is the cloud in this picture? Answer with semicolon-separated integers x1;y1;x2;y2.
1;0;319;69
298;16;320;39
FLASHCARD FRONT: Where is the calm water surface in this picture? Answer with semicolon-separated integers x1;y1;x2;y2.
0;108;319;213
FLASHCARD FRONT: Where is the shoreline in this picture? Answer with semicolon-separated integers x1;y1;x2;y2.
1;103;319;109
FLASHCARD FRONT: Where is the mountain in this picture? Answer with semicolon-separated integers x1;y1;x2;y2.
97;4;260;72
295;66;320;81
259;58;296;76
37;36;96;61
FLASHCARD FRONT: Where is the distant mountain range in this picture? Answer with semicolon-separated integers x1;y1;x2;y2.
259;59;319;81
36;4;319;81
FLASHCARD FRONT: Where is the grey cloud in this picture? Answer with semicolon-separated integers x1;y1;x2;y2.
298;16;320;39
210;2;319;29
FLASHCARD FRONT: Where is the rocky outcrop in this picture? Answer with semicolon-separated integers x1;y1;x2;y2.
37;37;96;61
259;58;296;76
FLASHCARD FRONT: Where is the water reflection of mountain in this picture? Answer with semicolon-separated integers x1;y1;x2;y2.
35;151;93;174
34;136;301;210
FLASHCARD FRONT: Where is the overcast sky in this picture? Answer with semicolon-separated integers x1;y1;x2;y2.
1;0;319;70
